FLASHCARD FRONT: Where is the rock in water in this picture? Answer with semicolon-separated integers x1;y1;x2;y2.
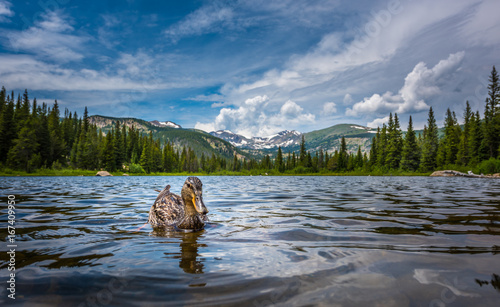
430;170;499;178
96;171;113;176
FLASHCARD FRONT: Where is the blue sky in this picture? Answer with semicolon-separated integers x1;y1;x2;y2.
0;0;499;137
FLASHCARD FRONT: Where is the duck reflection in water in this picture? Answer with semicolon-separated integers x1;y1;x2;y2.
155;230;207;274
178;231;206;274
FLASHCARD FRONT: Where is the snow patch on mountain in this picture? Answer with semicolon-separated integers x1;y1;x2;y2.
209;130;302;150
150;120;181;128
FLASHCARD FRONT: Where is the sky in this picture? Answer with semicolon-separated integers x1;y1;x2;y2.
0;0;499;137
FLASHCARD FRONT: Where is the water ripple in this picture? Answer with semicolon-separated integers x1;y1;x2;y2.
1;176;499;306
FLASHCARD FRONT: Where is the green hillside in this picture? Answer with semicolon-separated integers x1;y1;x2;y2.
89;115;249;160
304;124;376;153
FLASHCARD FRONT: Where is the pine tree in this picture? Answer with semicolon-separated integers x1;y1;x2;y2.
369;128;378;168
7;118;39;172
318;149;324;170
151;140;162;172
468;112;484;165
122;124;128;162
33;101;50;167
386;113;403;169
338;136;348;171
0;94;15;162
47;100;66;165
457;101;472;165
0;86;6;115
103;129;116;172
114;120;124;170
299;135;307;166
83;106;89;133
355;146;363;169
327;150;339;171
401;116;420;171
13;89;31;133
306;152;312;168
483;66;500;158
421;107;439;171
377;124;387;168
275;146;284;172
440;108;461;166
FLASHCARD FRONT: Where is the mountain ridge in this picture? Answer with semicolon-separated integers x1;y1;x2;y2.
89;115;409;158
88;115;248;160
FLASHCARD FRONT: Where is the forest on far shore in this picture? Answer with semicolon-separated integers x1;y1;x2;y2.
0;66;499;176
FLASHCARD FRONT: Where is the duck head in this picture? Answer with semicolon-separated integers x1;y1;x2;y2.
181;177;208;216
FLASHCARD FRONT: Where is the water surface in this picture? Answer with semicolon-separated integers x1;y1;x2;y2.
1;176;499;306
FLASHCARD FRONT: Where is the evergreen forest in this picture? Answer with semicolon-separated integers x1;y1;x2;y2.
1;66;499;176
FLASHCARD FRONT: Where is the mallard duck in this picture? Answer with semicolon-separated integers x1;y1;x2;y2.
148;177;209;231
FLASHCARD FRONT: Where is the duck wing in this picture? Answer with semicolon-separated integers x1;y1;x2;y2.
148;185;184;228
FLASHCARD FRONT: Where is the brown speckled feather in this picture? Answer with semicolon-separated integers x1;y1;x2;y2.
148;185;186;228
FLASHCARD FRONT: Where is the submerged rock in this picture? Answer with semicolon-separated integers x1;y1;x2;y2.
96;171;113;176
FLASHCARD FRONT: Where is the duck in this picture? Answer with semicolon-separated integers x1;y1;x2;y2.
148;177;209;231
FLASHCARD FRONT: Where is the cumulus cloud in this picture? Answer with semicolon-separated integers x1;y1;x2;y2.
346;51;465;118
322;102;337;115
219;0;479;125
367;116;390;128
195;95;315;137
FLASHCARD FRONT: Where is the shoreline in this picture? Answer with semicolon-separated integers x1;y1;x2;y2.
2;169;498;178
0;169;436;177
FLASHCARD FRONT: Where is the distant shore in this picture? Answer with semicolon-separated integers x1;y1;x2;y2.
4;168;500;178
0;168;433;177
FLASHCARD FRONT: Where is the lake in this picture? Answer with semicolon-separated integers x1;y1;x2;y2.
1;176;499;306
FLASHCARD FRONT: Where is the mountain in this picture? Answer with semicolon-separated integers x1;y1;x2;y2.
304;124;377;154
209;124;377;155
88;115;379;158
209;130;302;150
88;115;248;160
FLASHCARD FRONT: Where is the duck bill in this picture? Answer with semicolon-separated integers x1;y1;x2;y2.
194;196;208;214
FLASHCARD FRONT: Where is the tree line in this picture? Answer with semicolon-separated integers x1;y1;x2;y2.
0;91;229;174
367;66;499;173
0;66;498;175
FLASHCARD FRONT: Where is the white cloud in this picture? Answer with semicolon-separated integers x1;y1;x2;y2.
3;10;87;62
195;95;315;137
461;0;500;46
346;52;465;117
367;116;390;128
37;10;74;32
186;94;225;103
0;54;177;92
98;14;122;49
218;0;477;123
322;102;337;115
0;0;13;23
343;94;353;105
164;3;235;42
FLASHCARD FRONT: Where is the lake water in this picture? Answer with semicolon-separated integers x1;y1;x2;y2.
1;176;500;306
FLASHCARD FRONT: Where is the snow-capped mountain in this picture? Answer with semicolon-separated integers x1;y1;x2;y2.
210;130;302;150
149;120;181;129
